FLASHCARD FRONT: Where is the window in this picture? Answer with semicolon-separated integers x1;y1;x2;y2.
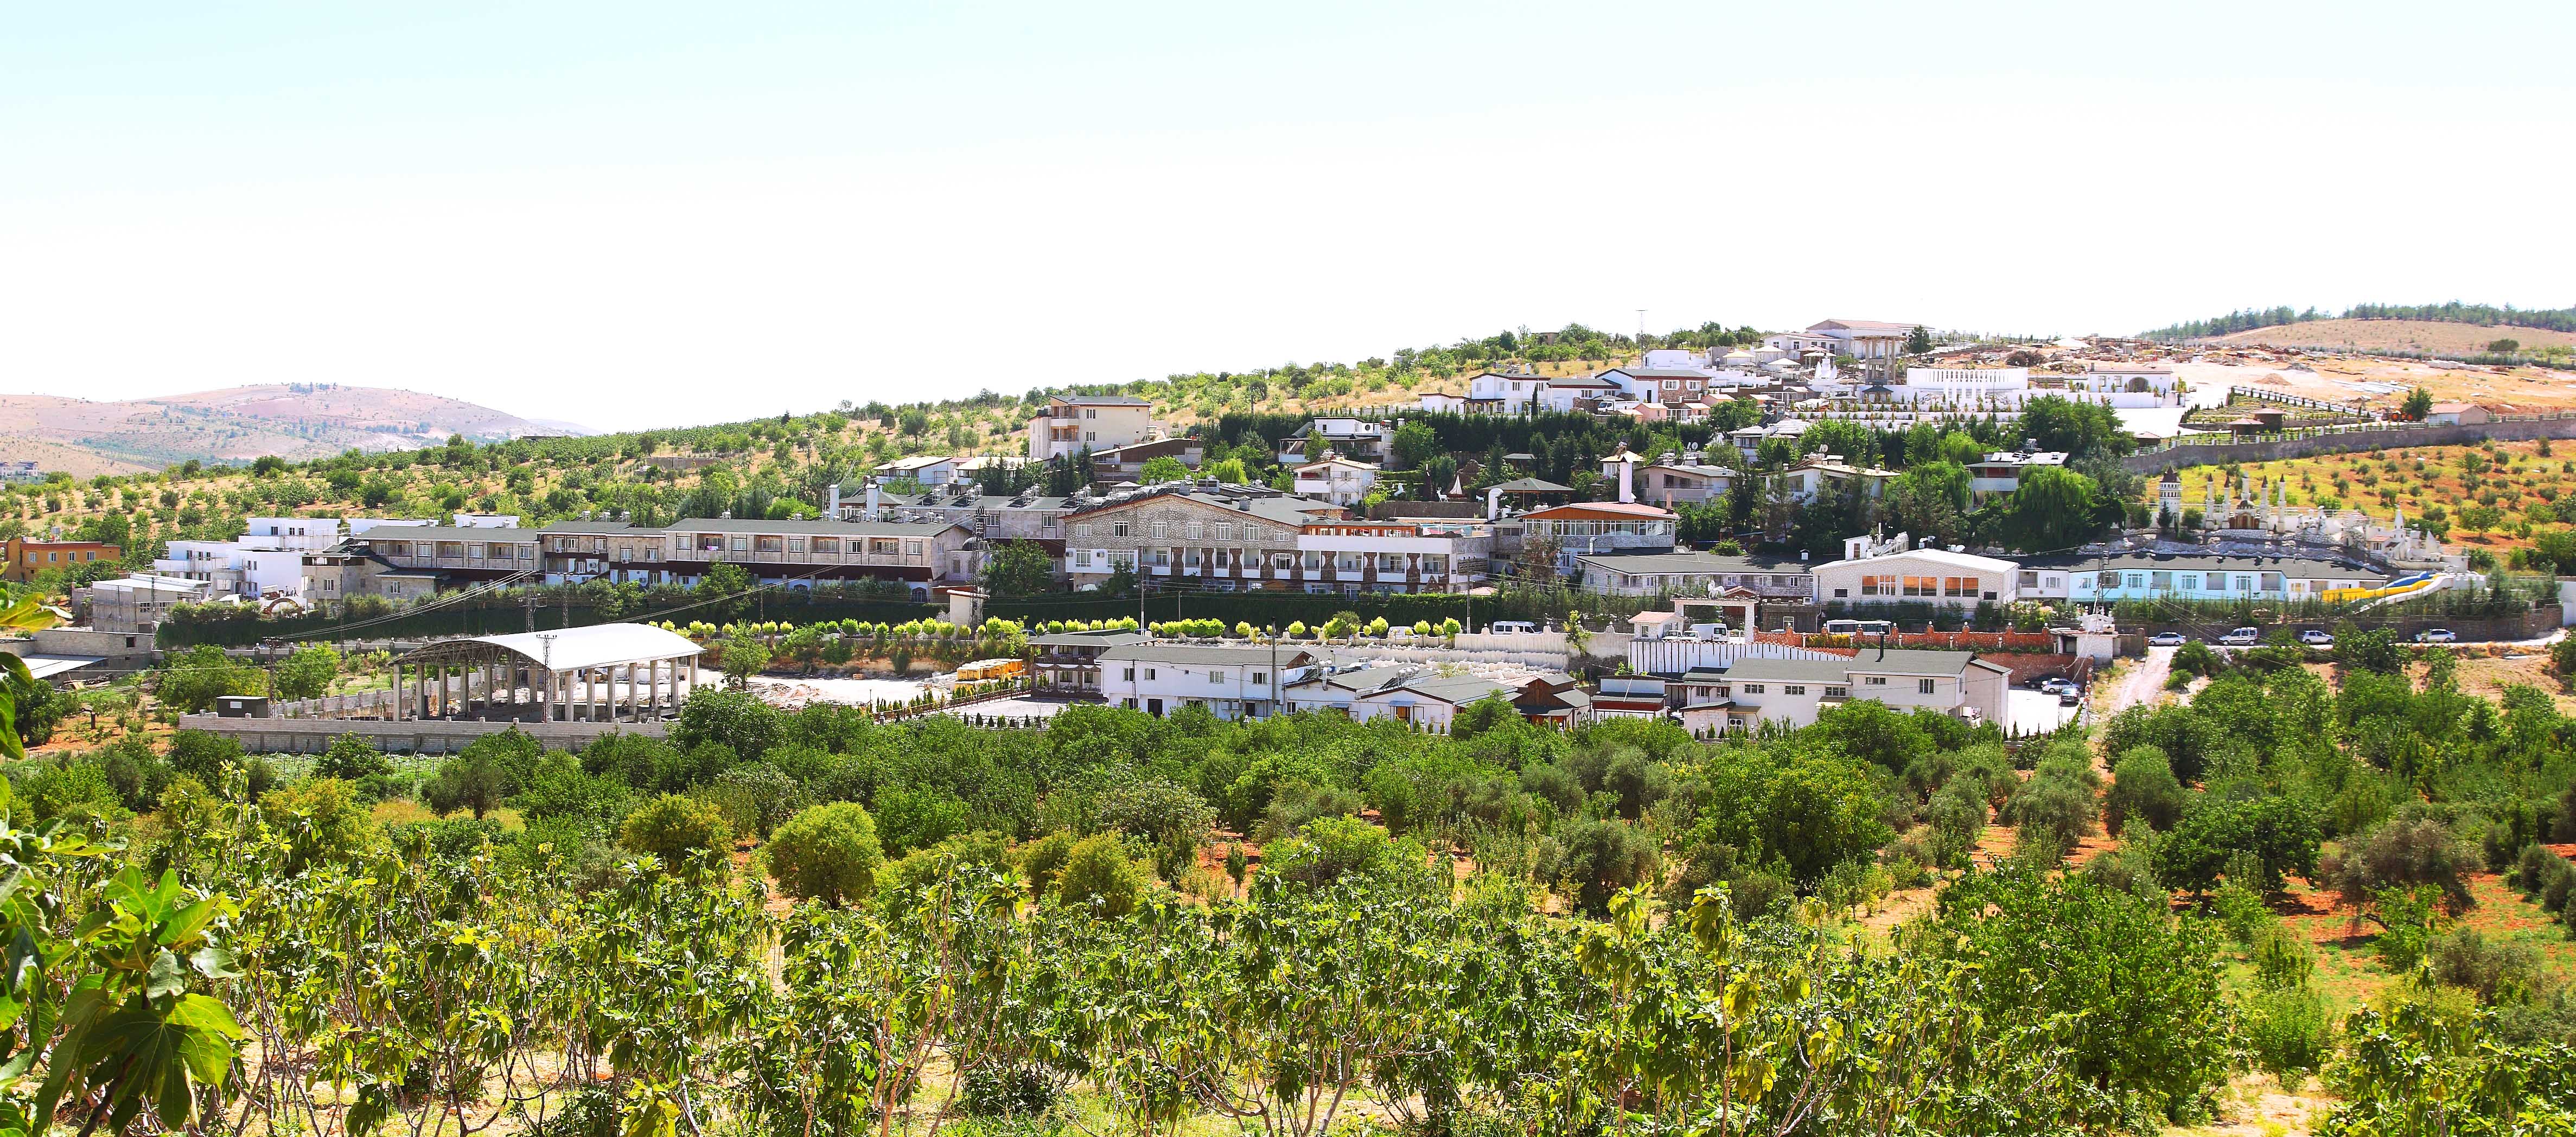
1740;684;1765;694
730;535;750;552
1075;523;1094;536
1143;668;1157;680
813;538;839;553
1249;672;1266;685
1215;523;1234;541
1864;675;1888;686
1152;521;1168;538
788;537;806;553
2234;575;2254;592
1903;575;1939;597
1822;685;1848;698
1185;522;1203;539
1783;685;1806;695
1122;667;1134;681
2124;573;2145;589
1918;679;1936;694
2097;571;2119;589
1112;520;1130;537
2150;571;2172;590
1861;574;1895;596
1943;576;1974;597
2206;572;2226;590
2019;571;2039;588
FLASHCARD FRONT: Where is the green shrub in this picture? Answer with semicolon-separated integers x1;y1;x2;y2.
1054;833;1143;916
314;733;394;780
884;829;1009;896
2241;987;2333;1087
1014;830;1076;897
616;794;732;873
2102;747;2185;833
764;802;883;906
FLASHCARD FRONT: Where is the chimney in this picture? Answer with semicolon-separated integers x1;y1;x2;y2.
827;483;841;517
864;478;881;519
1618;452;1635;504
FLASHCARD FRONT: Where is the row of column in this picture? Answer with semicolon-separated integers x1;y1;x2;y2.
392;650;698;724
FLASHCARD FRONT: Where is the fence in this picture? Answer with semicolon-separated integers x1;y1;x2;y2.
2122;416;2576;474
2227;385;2366;417
1754;629;2058;653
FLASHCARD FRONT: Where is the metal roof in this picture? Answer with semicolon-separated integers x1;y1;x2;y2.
1100;642;1316;667
397;623;704;672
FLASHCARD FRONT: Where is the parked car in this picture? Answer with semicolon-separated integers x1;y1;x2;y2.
2058;690;2082;707
2038;676;2077;695
2299;629;2335;646
2147;631;2187;647
2416;629;2459;643
2218;627;2261;646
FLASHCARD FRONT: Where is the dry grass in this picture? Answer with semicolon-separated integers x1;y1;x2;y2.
2212;319;2576;356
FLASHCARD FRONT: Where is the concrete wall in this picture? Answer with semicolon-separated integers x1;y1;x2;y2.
2124;418;2576;475
178;714;668;755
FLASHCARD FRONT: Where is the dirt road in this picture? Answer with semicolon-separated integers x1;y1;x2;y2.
2099;646;2175;719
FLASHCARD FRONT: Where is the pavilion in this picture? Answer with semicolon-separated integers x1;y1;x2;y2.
392;623;703;724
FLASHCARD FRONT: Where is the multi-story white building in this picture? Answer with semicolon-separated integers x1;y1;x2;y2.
1572;552;1815;601
1700;648;2011;731
2014;553;2383;605
156;516;436;602
1101;642;1319;720
1028;394;1157;462
1277;419;1397;463
1464;371;1548;414
1807;319;1915;360
1291;456;1382;506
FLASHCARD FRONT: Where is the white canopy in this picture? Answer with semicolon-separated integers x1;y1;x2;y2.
398;622;703;672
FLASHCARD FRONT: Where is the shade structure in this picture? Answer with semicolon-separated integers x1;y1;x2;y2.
390;622;704;724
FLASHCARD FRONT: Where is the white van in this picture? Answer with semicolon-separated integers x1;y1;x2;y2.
1489;620;1539;634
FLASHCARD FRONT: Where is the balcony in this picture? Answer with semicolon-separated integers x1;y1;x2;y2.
669;547;922;568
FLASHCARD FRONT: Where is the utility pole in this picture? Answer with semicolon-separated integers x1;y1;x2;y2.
525;587;535;633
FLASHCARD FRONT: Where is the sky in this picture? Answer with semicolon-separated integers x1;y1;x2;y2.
4;2;2571;432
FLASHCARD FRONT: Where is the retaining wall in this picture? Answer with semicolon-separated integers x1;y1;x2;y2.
177;714;668;755
2124;419;2576;475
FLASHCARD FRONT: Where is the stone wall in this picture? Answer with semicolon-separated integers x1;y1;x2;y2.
2124;418;2576;475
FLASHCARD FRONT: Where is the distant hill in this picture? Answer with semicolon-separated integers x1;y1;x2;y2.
2144;302;2576;342
2205;318;2576;356
0;384;585;477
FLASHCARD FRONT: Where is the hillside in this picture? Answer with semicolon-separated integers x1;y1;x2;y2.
0;384;582;474
2211;318;2576;356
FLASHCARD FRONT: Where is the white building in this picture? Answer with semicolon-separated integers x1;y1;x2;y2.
1029;394;1157;462
1536;373;1619;412
1965;448;2069;500
1464;371;1548;414
1278;419;1398;463
877;454;961;487
1572;552;1815;601
2014;553;2383;604
155;515;435;603
1102;642;1319;720
1807;319;1916;361
1291;456;1383;506
2077;362;2180;400
1703;648;2011;731
1810;544;2018;608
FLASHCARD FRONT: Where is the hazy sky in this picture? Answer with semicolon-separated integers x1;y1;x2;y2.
4;2;2569;432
